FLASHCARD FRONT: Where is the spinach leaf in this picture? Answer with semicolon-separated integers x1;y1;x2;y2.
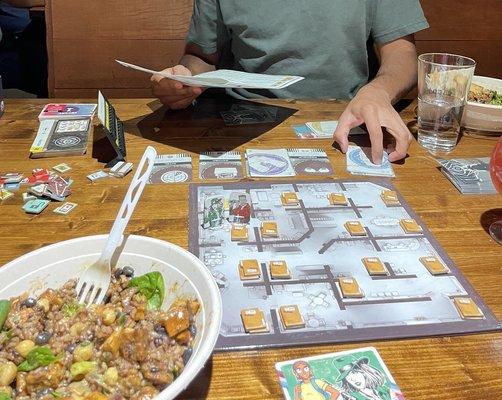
18;346;59;372
128;271;165;310
61;301;82;318
0;300;11;331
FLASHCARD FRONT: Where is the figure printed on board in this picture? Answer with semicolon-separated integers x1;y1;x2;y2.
292;360;340;400
202;195;225;229
229;193;251;224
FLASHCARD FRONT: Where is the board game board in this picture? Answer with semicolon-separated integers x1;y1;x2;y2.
188;180;501;351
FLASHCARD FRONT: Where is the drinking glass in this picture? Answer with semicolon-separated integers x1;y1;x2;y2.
417;53;476;154
488;136;502;244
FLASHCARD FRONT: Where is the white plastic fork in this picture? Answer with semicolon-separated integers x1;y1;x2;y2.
76;146;157;306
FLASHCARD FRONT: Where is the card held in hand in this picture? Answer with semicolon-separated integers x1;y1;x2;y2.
275;347;405;400
346;145;395;177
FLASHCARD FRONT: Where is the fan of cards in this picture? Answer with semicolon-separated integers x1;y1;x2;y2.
0;164;77;215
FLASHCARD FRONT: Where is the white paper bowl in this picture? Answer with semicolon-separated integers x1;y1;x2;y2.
462;75;502;132
0;234;222;400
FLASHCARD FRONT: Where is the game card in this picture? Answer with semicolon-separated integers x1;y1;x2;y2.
275;347;405;400
245;149;296;178
287;148;334;176
293;121;367;139
346;145;395;178
199;151;244;180
148;154;193;184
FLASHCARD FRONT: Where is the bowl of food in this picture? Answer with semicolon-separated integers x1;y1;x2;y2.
462;75;502;132
0;234;222;400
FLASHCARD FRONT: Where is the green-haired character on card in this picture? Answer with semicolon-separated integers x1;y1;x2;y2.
334;357;389;400
292;360;340;400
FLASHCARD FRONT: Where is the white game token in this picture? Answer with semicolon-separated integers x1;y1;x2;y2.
53;202;77;215
87;170;109;182
22;192;37;203
52;163;72;173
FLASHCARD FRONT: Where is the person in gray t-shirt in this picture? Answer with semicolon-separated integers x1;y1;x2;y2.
152;0;429;163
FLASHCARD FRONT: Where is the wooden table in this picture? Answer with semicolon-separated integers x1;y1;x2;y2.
1;98;501;399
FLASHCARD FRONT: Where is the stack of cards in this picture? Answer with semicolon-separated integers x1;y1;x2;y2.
109;161;133;178
292;120;367;139
346;145;395;177
199;151;244;180
438;157;496;194
221;103;278;126
275;347;405;400
148;154;193;184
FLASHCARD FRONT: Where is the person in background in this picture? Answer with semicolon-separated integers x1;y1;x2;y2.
151;1;429;164
0;0;47;97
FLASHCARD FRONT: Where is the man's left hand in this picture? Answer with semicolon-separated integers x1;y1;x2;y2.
333;85;413;164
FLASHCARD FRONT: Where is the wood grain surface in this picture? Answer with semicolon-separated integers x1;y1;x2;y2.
0;98;501;399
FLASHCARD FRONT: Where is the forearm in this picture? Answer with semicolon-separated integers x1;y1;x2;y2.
179;44;217;76
363;41;418;104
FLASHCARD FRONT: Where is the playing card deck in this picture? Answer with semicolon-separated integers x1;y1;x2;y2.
438;157;496;194
53;202;77;215
275;347;405;400
346;145;395;177
109;161;133;178
30;118;92;158
293;120;367;139
87;170;109;182
287;148;333;176
245;149;296;178
38;103;97;121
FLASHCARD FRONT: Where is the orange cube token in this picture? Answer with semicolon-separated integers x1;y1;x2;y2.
419;256;449;275
453;297;484;319
339;277;364;298
261;221;279;237
380;190;400;206
344;221;367;236
279;305;305;329
362;257;388;276
328;193;348;206
239;259;261;280
400;219;422;234
231;224;249;241
281;192;299;206
240;308;269;333
269;260;291;279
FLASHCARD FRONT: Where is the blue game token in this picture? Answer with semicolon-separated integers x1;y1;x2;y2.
22;199;50;214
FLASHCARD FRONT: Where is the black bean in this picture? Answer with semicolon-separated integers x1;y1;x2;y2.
66;343;76;353
35;331;52;345
154;325;167;335
154;337;164;347
22;297;37;308
150;366;159;373
122;266;134;277
113;268;124;279
182;347;193;364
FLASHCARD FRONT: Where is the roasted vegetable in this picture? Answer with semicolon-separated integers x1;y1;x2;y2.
70;361;97;379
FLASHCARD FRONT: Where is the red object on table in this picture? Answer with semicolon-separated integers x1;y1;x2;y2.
489;137;502;195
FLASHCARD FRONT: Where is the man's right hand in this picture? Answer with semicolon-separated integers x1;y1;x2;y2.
151;65;203;110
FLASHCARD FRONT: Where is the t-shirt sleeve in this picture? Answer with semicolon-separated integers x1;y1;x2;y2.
371;0;429;44
316;379;329;391
186;0;225;55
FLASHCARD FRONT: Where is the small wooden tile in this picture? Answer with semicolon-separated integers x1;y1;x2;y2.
344;221;367;236
231;224;249;241
453;297;484;319
269;260;291;279
400;219;422;234
261;221;279;237
339;277;364;298
328;193;348;206
281;192;299;206
419;256;449;275
279;305;305;329
362;257;388;276
240;308;269;333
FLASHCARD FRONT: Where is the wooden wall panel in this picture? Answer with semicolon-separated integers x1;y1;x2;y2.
47;0;502;98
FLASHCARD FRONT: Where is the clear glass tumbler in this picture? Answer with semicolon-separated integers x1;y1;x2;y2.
417;53;476;154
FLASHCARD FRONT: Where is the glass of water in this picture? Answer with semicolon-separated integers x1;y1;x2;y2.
417;53;476;154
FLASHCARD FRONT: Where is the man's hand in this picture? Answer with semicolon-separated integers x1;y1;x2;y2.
333;85;413;164
151;65;203;110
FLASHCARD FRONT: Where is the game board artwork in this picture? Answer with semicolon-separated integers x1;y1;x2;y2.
188;180;501;351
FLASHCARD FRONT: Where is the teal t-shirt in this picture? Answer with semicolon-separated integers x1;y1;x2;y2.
186;0;429;99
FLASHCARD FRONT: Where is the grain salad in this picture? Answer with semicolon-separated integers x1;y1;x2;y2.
0;268;200;400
